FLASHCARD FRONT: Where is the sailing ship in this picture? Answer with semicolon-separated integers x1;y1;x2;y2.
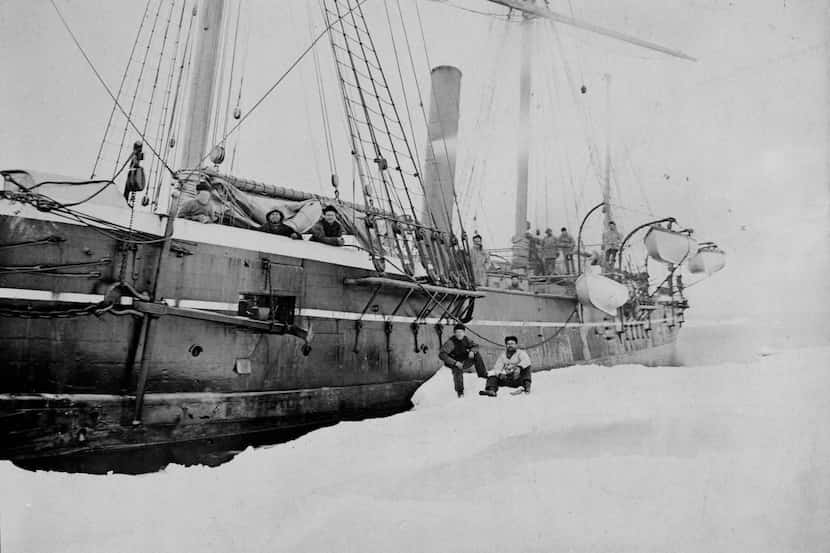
0;0;724;471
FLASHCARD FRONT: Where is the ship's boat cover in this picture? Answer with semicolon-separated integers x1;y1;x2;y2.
575;271;630;316
643;226;697;265
688;244;726;275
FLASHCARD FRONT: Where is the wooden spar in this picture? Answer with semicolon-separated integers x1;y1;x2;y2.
136;0;228;423
343;276;485;297
178;0;225;170
602;73;614;229
515;13;532;238
487;0;696;61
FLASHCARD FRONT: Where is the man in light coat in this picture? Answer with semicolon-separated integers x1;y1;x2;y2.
470;234;492;286
479;336;532;396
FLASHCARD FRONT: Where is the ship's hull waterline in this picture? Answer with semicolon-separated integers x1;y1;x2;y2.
0;210;680;466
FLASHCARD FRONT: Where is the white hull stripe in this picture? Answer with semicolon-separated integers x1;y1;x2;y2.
0;287;671;328
299;308;669;328
0;287;135;305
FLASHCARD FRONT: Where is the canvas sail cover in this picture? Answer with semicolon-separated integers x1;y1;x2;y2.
190;172;377;250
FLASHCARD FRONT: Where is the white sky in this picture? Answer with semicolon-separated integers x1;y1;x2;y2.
2;0;829;316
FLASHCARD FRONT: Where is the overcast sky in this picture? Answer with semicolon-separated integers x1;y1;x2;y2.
2;0;828;317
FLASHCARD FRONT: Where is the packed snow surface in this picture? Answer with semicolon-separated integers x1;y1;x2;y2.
2;337;829;552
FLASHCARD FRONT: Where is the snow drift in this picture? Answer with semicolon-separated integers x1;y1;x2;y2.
2;341;829;553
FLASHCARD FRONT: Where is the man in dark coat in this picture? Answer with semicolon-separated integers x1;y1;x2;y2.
438;323;487;397
309;205;344;246
262;208;301;239
602;221;622;267
557;227;576;274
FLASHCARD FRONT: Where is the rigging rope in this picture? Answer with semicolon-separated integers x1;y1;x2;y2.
112;0;165;175
229;3;251;173
221;0;243;145
140;0;176;141
49;0;176;178
353;245;580;350
355;1;425;224
382;2;423;187
139;0;177;205
311;1;338;177
413;0;472;249
153;3;197;208
90;0;152;178
358;0;448;278
340;0;412;268
543;21;605;188
198;0;371;170
397;0;455;236
148;0;189;207
209;1;232;151
1;173;168;246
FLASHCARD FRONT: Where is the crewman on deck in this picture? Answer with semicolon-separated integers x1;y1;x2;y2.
177;181;217;224
531;228;545;275
541;228;558;275
262;208;301;239
479;336;532;396
511;221;532;273
557;227;576;274
470;233;492;286
309;205;344;246
602;221;622;267
438;323;488;398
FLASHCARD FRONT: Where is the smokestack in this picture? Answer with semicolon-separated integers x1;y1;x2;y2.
421;66;461;234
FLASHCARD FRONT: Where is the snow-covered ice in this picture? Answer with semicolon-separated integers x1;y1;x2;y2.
2;328;829;553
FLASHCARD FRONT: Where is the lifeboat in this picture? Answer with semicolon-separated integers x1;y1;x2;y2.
575;269;630;316
644;226;697;265
688;242;726;275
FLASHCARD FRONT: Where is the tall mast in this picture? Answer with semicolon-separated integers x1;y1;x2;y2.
602;73;614;227
514;11;533;237
179;0;225;170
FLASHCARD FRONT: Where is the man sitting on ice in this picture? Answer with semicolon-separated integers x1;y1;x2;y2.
438;323;488;398
479;336;532;396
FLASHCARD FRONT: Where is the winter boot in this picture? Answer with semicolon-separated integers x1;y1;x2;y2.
478;389;497;397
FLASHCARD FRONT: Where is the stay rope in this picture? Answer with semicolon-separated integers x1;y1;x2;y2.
197;0;370;170
90;0;152;178
112;0;165;175
50;0;176;179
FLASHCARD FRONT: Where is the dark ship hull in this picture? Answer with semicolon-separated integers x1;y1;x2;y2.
0;201;681;469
